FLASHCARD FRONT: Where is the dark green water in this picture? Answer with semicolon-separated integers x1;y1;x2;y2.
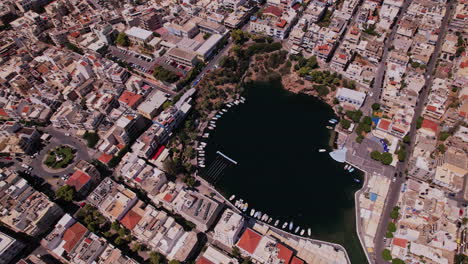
202;80;367;263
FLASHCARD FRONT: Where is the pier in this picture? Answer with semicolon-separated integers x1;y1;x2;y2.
216;151;238;165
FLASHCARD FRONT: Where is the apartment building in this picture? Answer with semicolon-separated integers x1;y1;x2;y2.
0;232;24;264
213;209;245;246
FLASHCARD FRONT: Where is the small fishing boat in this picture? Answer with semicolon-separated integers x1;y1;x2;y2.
250;209;255;216
257;212;262;220
289;222;294;231
354;178;360;183
349;167;355;172
300;229;305;236
282;222;288;229
268;217;272;223
254;212;259;218
212;117;218;120
295;226;300;233
200;164;205;168
307;228;311;236
326;126;333;129
318;149;326;152
229;195;235;201
208;126;214;130
234;100;240;105
344;164;349;170
241;96;246;101
274;220;279;226
328;120;336;124
226;103;232;108
218;112;224;115
242;203;248;212
330;118;337;123
222;109;227;112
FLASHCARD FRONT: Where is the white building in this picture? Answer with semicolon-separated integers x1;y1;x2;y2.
125;27;153;45
0;232;25;264
213;209;245;246
335;87;366;109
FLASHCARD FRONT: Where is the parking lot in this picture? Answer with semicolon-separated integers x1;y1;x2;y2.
109;46;157;74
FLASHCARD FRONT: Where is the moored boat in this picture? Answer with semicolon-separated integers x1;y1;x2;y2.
250;209;255;216
229;195;235;201
274;220;279;226
319;149;326;152
282;222;288;229
354;178;360;183
300;229;305;236
307;228;311;236
295;226;300;233
326;126;333;129
289;222;294;231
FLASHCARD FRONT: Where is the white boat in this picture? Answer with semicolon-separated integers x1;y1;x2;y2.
268;217;272;223
234;200;240;207
200;164;205;168
318;149;326;152
234;100;240;105
344;164;349;170
240;96;246;101
200;142;207;146
349;168;355;172
282;222;288;229
229;195;235;201
328;120;337;124
212;117;218;120
307;228;311;236
295;226;300;233
226;103;232;108
262;214;268;221
242;203;248;212
326;126;333;129
254;212;259;218
257;212;262;219
274;220;279;226
300;229;305;236
222;109;227;112
199;153;205;157
250;209;255;216
208;126;214;130
330;118;337;122
211;124;217;128
289;222;294;231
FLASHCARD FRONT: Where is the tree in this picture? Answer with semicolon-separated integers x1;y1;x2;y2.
232;246;241;258
403;135;410;144
385;231;394;238
356;135;364;143
390;206;400;219
83;131;100;148
382;249;392;261
371;103;380;111
397;149;407;162
131;243;142;252
153;66;179;83
416;117;423;129
169;260;180;264
381;152;393;165
370;151;382;161
388;222;397;232
116;32;130;47
231;29;248;44
392;258;406;264
55;185;75;202
437;144;446;153
149;252;163;264
439;132;450;141
340;119;351;129
184;176;197;188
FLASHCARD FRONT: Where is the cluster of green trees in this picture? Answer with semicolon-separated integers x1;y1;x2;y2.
231;29;250;44
116;32;130;47
370;150;393;165
153;66;179;83
55;185;75;202
83;131;100;148
318;10;333;27
66;43;84;55
363;24;379;36
382;248;405;264
76;204;108;233
390;206;400;219
345;110;363;123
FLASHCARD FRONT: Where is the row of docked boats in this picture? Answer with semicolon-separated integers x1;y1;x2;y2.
197;142;207;168
344;164;361;183
229;195;312;237
207;97;246;131
326;118;337;130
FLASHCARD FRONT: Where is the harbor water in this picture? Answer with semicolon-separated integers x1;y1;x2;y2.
202;80;367;263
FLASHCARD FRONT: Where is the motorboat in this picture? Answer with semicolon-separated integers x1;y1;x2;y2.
229;195;235;201
349;167;355;172
234;100;240;105
300;229;305;236
208;126;214;130
307;228;311;236
282;222;288;229
268;217;272;223
227;103;232;108
354;178;360;183
212;117;218;120
289;222;294;231
326;126;333;129
254;212;259;218
295;226;300;233
319;149;326;152
242;203;248;212
274;220;279;226
222;109;227;112
257;212;262;219
250;209;255;216
344;164;349;170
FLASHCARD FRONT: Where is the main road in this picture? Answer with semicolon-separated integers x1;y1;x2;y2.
372;1;455;263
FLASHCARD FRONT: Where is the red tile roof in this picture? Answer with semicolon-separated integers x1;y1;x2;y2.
378;119;391;131
276;19;287;28
421;119;438;133
98;153;113;164
237;228;262;254
0;108;9;118
426;105;437;112
120;209;142;230
393;238;408;248
66;170;91;191
290;256;305;264
63;222;87;253
276;243;293;264
264;6;282;17
163;193;174;202
196;256;214;264
118;91;143;108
